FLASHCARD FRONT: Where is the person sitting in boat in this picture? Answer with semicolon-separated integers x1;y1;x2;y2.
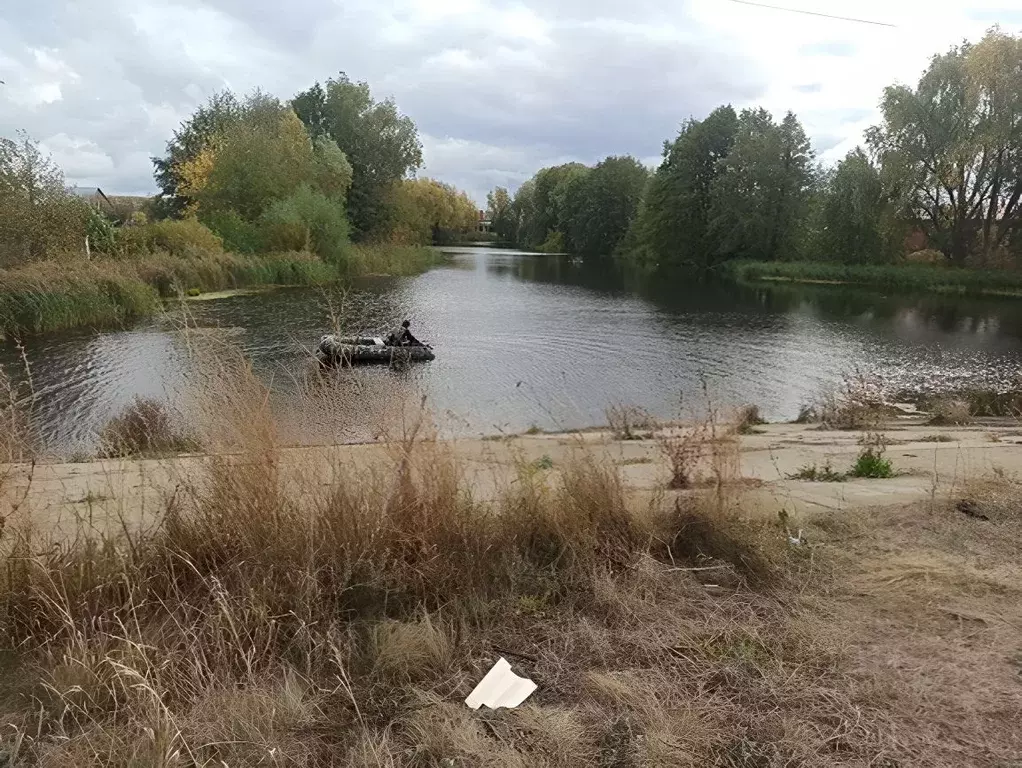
385;320;422;347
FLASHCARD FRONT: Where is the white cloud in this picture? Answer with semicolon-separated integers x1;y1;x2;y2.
1;0;1019;203
688;0;1020;163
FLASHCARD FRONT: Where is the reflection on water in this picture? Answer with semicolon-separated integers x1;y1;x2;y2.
5;245;1022;456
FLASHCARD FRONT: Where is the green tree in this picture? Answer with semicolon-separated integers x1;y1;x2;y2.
560;156;649;257
812;148;895;264
194;95;317;222
292;74;423;239
632;105;738;268
709;109;814;263
866;29;1022;265
509;179;535;246
486;187;515;242
152;91;242;218
514;163;589;249
313;136;353;200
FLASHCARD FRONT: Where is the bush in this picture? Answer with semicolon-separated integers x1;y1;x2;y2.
808;371;889;430
260;185;350;265
117;217;224;257
202;209;266;254
657;422;709;489
849;433;894;479
539;230;566;254
735;404;766;434
917;389;1022;419
85;208;117;254
147;217;223;255
98;397;200;458
904;248;947;266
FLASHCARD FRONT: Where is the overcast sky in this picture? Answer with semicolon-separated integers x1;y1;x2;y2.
2;0;1021;206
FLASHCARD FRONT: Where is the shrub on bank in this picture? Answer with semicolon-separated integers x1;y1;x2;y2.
113;217;224;258
142;218;224;256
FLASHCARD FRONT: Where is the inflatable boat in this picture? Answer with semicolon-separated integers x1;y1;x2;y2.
316;335;436;367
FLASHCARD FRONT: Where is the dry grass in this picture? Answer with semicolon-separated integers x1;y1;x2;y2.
1;353;1020;765
926;397;974;426
656;422;710;490
0;353;34;465
801;370;891;430
98;397;201;458
605;403;653;441
734;403;766;434
803;489;1022;765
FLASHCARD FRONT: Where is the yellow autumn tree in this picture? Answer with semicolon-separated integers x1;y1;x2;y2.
174;144;219;216
383;178;479;244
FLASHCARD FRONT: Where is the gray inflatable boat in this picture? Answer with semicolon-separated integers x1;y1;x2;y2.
316;335;436;367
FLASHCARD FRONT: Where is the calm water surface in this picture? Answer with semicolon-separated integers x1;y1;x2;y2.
6;245;1022;455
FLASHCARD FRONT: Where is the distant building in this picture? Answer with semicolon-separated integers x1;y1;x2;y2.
477;209;492;233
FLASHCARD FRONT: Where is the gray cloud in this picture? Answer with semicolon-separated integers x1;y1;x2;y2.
0;0;806;205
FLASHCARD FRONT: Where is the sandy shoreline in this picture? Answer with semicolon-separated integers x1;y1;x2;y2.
5;416;1019;538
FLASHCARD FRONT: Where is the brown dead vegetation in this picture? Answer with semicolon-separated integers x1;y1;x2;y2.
0;358;1019;766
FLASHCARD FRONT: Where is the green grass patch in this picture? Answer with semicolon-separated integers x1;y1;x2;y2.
726;260;1022;296
787;462;845;482
849;448;894;479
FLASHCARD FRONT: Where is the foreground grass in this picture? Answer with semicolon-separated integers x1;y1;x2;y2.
0;244;440;339
727;259;1022;295
2;369;1021;764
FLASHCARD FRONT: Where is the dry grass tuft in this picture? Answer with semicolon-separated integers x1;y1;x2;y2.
605;403;653;440
733;403;766;434
664;497;791;585
802;370;891;430
98;396;200;458
371;613;454;680
0;348;36;465
656;422;710;490
926;396;973;426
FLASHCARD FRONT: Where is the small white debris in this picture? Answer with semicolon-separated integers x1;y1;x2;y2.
465;657;537;710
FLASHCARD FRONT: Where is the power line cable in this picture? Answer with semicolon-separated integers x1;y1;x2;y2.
725;0;896;27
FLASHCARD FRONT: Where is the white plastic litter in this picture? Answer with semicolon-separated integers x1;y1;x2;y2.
464;657;537;710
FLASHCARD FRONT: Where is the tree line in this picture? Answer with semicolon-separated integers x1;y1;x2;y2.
1;73;480;269
488;28;1022;271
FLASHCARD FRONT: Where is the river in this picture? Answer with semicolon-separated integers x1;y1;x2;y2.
6;244;1022;456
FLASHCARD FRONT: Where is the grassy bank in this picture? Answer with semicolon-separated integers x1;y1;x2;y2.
0;245;439;339
2;358;1020;764
726;259;1022;295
